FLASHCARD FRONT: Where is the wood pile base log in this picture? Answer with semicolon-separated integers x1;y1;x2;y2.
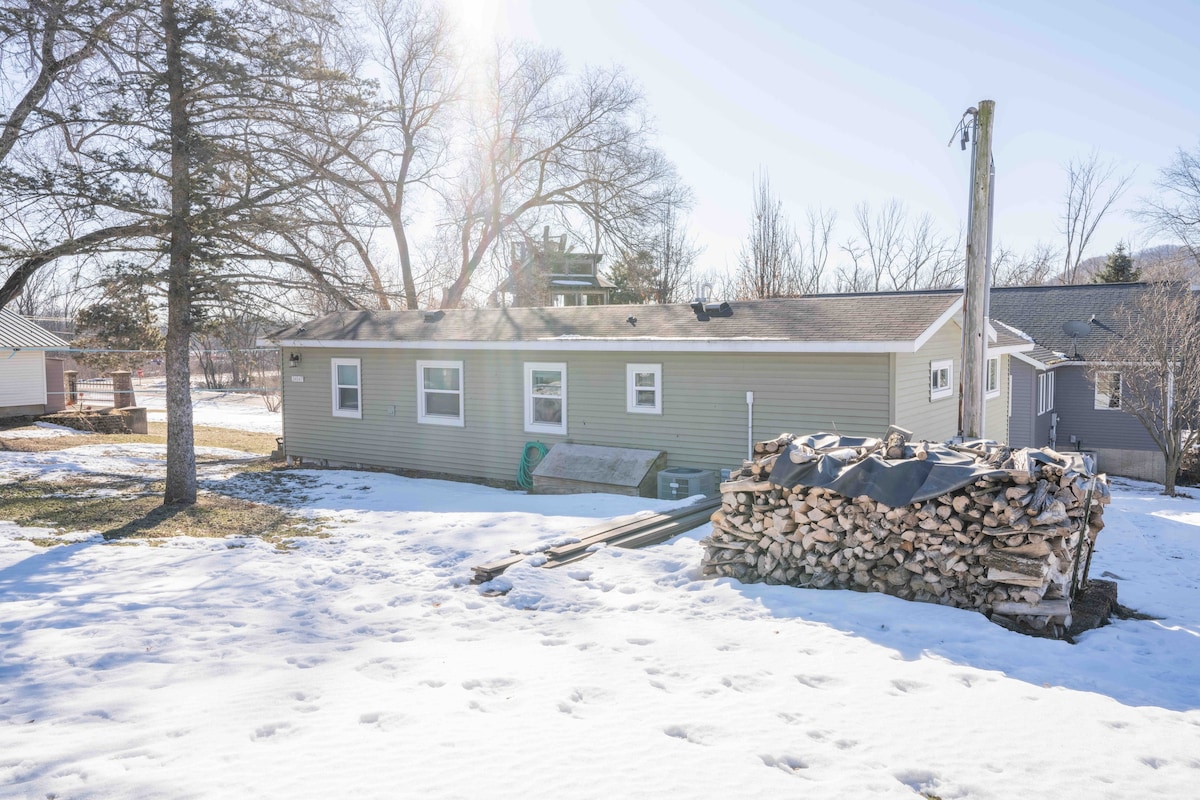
701;435;1110;635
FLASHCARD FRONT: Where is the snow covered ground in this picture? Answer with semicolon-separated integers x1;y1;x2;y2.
2;440;1199;797
138;381;282;434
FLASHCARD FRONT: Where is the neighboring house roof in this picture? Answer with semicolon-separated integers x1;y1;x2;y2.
989;283;1160;362
991;320;1068;369
273;292;989;354
0;309;71;350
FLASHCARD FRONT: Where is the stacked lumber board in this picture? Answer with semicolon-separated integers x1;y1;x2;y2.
472;497;720;583
701;434;1109;632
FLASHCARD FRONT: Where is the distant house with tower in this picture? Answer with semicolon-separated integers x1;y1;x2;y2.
501;227;613;307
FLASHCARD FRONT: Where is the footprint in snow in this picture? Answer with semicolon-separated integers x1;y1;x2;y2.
760;754;808;773
250;722;293;741
794;674;837;689
285;655;325;670
889;679;928;694
461;677;517;695
663;724;710;745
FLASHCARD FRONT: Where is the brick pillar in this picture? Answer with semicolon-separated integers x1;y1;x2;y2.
110;370;136;409
64;370;78;406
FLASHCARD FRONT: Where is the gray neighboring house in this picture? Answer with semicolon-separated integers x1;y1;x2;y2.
990;282;1171;482
270;292;1028;485
0;308;70;418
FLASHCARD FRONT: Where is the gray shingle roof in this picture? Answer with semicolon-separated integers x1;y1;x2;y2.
991;320;1067;367
990;283;1165;361
0;309;71;349
272;292;965;348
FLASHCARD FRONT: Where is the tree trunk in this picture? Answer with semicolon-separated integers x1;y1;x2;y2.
161;0;197;506
387;210;417;310
1164;453;1180;496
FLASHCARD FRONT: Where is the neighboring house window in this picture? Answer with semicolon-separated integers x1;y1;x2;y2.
1095;371;1122;410
930;359;953;400
626;363;662;414
417;360;464;427
1037;371;1055;415
331;358;362;419
525;362;567;434
985;356;1000;398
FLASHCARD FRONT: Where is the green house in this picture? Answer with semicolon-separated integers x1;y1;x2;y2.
269;292;1029;484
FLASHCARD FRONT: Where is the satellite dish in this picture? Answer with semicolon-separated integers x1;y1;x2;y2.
1062;320;1092;338
1062;320;1092;359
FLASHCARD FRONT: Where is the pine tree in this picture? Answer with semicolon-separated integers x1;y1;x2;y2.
1093;242;1141;283
607;250;659;304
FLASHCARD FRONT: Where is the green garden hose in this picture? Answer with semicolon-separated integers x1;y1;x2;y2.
517;441;549;489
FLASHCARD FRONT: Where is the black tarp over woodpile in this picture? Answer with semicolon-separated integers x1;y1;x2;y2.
702;432;1110;636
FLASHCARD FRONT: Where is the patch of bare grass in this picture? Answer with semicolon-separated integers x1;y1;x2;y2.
0;421;276;455
0;476;321;547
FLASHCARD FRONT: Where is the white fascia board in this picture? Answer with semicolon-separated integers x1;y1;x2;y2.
911;299;964;352
987;342;1035;356
1011;350;1054;371
273;337;920;354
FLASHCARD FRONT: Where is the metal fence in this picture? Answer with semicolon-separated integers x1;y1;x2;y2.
70;376;115;409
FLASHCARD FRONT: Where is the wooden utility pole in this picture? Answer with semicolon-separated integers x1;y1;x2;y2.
961;100;994;440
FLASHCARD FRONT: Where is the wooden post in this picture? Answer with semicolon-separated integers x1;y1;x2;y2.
961;100;994;440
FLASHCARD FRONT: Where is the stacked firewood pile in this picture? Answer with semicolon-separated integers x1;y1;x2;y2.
701;433;1110;632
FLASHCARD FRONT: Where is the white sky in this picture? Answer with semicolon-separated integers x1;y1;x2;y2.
445;0;1200;277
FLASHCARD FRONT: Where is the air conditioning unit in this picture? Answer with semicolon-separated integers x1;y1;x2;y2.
657;467;717;500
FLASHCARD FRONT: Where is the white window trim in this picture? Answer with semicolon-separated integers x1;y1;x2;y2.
331;357;362;419
626;363;663;415
417;360;464;427
985;356;1001;399
524;361;567;435
930;359;953;401
1095;371;1122;410
1037;371;1055;415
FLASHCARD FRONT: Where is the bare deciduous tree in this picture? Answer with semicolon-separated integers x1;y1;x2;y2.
836;200;961;292
991;241;1059;287
302;0;458;309
1140;143;1200;276
796;206;836;295
1062;152;1133;284
607;189;700;304
1090;282;1200;496
439;44;673;309
0;1;137;164
734;170;802;299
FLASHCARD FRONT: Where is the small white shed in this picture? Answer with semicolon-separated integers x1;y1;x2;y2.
0;309;71;418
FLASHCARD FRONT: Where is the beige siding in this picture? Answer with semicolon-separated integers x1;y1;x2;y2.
0;351;46;408
892;321;961;441
281;348;891;482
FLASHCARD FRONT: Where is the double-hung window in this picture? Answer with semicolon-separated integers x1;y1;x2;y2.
1095;371;1122;410
985;357;1000;398
930;359;953;401
626;363;662;414
1037;371;1055;415
331;358;362;418
525;362;567;435
417;360;464;426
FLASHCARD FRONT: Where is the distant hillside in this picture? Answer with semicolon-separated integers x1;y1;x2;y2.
1062;244;1195;284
